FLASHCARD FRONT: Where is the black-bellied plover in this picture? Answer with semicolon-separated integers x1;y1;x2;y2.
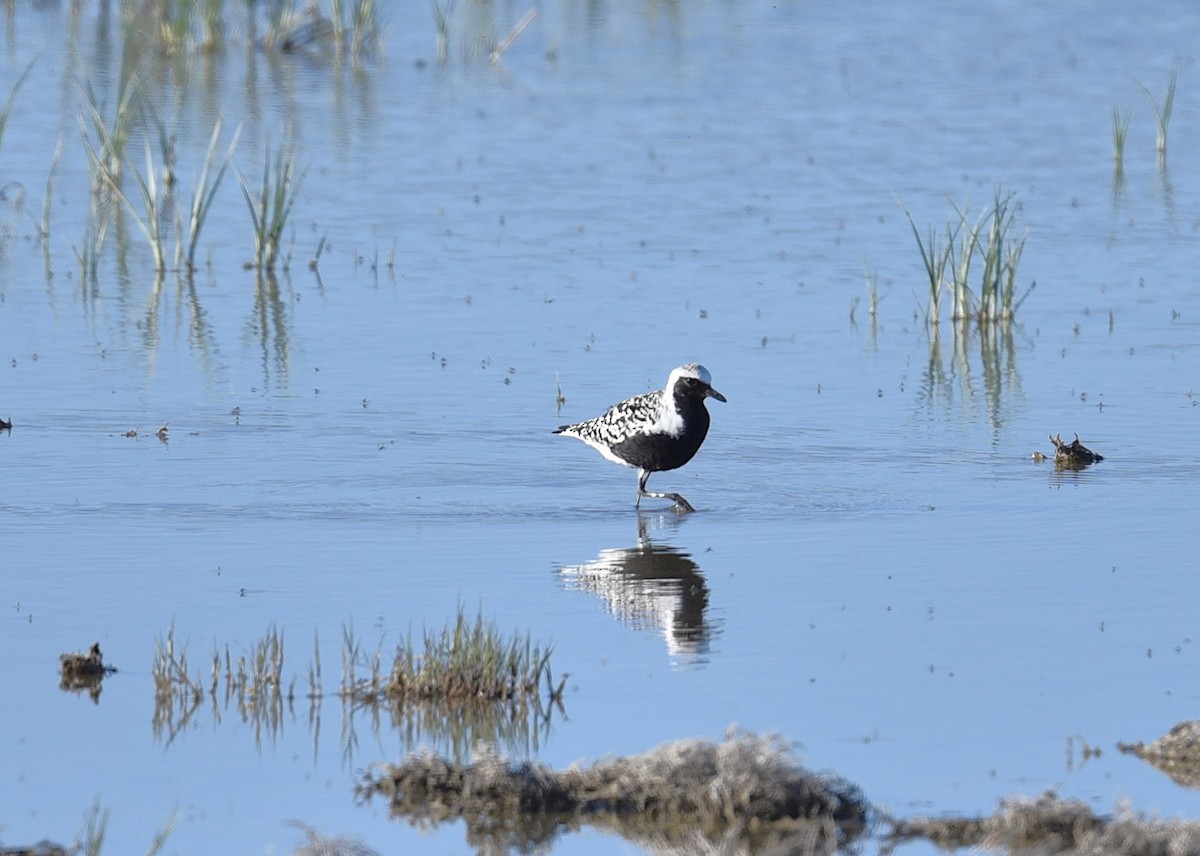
554;364;726;512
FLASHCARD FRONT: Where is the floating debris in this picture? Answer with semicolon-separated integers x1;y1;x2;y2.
59;643;117;702
0;416;11;431
359;731;867;854
889;791;1200;855
1046;432;1104;469
1119;720;1200;788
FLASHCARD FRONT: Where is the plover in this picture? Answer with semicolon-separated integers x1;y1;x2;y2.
554;364;726;512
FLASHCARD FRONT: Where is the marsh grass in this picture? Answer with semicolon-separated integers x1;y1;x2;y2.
77;63;146;270
149;0;229;54
341;607;564;705
37;134;64;240
237;139;304;270
902;187;1031;325
0;61;34;248
1111;106;1131;166
0;59;34;160
183;119;240;272
112;108;238;276
1140;68;1177;162
490;8;537;64
330;0;383;65
152;609;563;758
77;63;144;194
151;624;205;744
862;258;881;318
79;800;177;856
978;189;1028;321
123;141;170;272
432;0;457;62
902;207;953;324
153;623;291;744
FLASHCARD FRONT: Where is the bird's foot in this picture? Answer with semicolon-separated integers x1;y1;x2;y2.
671;495;696;513
640;489;695;513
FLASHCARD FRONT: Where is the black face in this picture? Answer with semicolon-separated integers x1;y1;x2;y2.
675;376;726;402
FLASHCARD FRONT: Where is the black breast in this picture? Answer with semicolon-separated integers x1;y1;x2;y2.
610;397;711;472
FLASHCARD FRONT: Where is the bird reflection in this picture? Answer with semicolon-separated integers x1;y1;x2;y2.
558;514;719;664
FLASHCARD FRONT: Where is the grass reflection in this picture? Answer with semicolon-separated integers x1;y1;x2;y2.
151;612;564;765
919;319;1023;431
559;514;719;664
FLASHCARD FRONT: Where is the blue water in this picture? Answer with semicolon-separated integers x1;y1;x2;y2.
3;2;1200;853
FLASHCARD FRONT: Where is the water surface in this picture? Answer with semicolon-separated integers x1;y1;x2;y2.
3;2;1200;853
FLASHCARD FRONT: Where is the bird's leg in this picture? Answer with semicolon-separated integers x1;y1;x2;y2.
636;469;696;513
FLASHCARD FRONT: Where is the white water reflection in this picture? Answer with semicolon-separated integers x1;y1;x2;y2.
558;514;721;666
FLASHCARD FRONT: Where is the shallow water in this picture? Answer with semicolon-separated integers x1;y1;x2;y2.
3;2;1200;853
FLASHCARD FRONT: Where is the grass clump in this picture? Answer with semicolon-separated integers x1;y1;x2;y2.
342;607;564;704
182;118;241;273
152;610;564;759
77;63;144;195
1111;106;1131;167
0;61;34;249
153;623;292;744
99;116;238;276
0;59;33;161
77;799;178;856
901;186;1032;326
1140;68;1177;162
237;138;304;271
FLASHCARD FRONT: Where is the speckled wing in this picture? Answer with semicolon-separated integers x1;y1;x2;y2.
558;390;665;446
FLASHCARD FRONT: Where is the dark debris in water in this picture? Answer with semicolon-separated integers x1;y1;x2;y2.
1033;433;1104;469
1051;432;1104;468
59;642;117;703
358;731;867;855
1119;720;1200;788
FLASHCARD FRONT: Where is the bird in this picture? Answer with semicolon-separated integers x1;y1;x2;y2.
553;363;726;512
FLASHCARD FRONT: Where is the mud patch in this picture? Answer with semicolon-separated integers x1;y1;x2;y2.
1119;720;1200;788
358;731;867;854
889;791;1200;855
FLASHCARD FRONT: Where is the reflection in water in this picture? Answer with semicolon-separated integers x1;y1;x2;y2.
58;642;116;705
248;269;292;390
151;628;559;768
919;319;1023;433
559;515;720;664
